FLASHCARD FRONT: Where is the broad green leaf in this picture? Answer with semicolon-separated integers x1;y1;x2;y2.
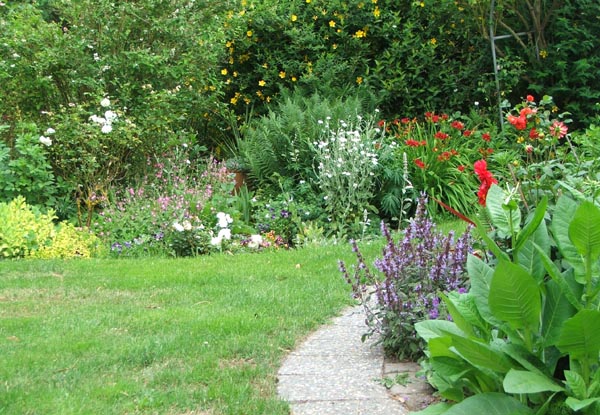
514;196;548;252
471;216;511;262
411;402;453;415
448;333;514;374
534;243;582;311
489;260;541;332
566;397;600;412
428;336;456;358
415;320;464;342
443;393;533;415
518;220;550;284
442;292;484;338
503;369;565;393
569;201;600;260
486;184;522;238
556;309;600;359
564;370;587;400
468;254;502;326
552;196;585;282
542;279;576;347
498;342;551;377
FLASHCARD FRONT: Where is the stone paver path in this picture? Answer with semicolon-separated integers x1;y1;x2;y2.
277;305;411;415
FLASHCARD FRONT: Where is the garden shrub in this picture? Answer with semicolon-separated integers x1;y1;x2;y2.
30;222;102;259
220;0;493;119
0;122;57;209
0;196;56;258
340;194;473;360
0;0;231;218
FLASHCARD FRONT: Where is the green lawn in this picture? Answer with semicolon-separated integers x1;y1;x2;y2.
0;242;380;414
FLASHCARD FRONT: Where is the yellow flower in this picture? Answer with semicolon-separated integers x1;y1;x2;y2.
354;29;366;38
279;71;286;79
517;136;525;144
291;76;297;82
373;7;380;18
540;49;548;59
306;0;311;3
230;96;238;105
243;97;251;105
356;76;363;85
233;71;238;77
241;0;247;6
372;0;378;3
229;57;234;64
291;14;298;22
262;63;268;69
225;41;233;48
430;38;437;45
247;30;253;37
266;96;272;103
221;68;228;75
332;43;338;49
258;80;266;87
329;20;336;27
420;1;425;6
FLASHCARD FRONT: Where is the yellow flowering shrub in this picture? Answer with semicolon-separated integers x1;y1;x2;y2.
0;196;56;258
30;222;103;259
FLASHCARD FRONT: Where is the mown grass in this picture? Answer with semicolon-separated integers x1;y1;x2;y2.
0;242;384;415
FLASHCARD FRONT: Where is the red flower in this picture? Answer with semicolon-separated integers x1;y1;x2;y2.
457;165;465;172
463;129;472;137
414;158;426;169
451;120;464;130
434;131;449;140
401;117;411;124
377;119;386;128
507;114;527;130
474;159;498;206
437;151;452;162
405;139;421;147
526;94;535;102
529;128;539;139
482;133;491;142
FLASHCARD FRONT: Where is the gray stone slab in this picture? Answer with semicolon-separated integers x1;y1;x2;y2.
278;373;387;402
278;354;382;375
290;398;408;415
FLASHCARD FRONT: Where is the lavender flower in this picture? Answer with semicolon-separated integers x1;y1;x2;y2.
339;192;473;360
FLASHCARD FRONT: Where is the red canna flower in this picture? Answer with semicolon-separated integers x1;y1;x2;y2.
474;159;497;206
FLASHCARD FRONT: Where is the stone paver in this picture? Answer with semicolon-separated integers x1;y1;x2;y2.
277;305;410;415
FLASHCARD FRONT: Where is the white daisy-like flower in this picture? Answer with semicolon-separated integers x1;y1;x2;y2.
39;136;52;146
100;97;111;107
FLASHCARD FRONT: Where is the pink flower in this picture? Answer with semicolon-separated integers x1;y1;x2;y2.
549;120;568;139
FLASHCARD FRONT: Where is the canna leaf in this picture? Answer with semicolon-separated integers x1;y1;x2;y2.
556;309;600;359
568;201;600;260
503;369;565;394
442;393;533;415
489;260;541;332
